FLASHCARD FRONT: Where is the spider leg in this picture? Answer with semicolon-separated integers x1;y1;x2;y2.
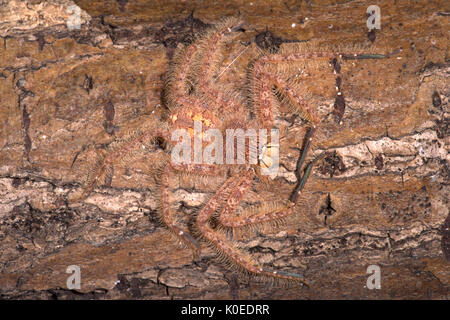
165;20;246;121
160;163;201;260
160;161;227;260
250;51;329;130
251;47;390;202
251;46;390;128
164;36;214;114
165;17;243;110
165;42;200;108
192;17;247;114
252;69;319;203
196;168;310;285
252;67;320;129
196;17;244;86
69;121;169;203
219;169;295;228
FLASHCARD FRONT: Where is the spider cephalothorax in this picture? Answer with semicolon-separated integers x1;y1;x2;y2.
70;17;391;286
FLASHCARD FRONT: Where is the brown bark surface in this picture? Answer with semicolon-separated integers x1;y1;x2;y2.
0;0;448;299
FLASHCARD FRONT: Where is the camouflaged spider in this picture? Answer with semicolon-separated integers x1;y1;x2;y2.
70;17;389;285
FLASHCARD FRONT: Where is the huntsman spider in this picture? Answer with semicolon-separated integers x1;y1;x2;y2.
69;17;391;285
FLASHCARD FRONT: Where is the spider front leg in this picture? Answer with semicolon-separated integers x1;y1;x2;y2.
69;122;169;203
193;17;247;114
252;66;320;203
160;163;201;260
165;17;246;114
219;168;297;228
251;47;391;130
160;161;228;260
196;168;310;285
251;48;391;202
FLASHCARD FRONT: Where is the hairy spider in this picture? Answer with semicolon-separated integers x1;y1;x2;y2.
69;17;390;285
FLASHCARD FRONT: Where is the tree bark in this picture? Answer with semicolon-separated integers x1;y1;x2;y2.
0;0;448;299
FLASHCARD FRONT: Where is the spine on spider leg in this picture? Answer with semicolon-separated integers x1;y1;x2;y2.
334;43;394;59
198;205;269;281
68;121;169;203
257;43;392;90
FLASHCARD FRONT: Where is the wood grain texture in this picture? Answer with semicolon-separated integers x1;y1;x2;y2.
0;0;448;299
